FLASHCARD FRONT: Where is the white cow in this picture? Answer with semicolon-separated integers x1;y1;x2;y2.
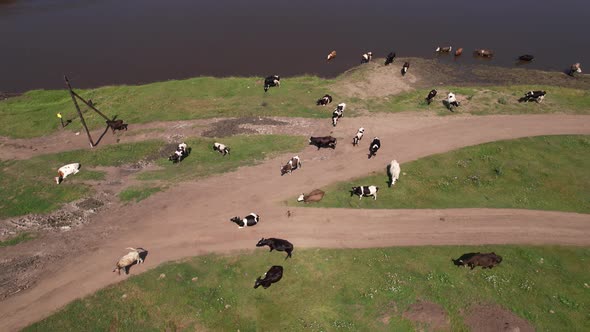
55;163;81;184
388;160;401;186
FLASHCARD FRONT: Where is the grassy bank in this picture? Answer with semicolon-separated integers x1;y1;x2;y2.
25;246;590;331
304;135;590;213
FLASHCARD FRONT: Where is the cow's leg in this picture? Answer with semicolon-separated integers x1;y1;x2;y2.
269;248;273;252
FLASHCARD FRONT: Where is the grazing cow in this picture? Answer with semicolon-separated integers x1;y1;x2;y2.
454;48;463;56
361;52;373;64
264;75;280;92
452;252;503;270
281;155;302;176
55;163;81;184
316;94;333;106
256;238;294;259
113;248;147;275
309;136;337;150
446;92;460;111
387;160;401;187
475;49;494;57
518;90;546;103
519;54;534;62
169;142;190;163
297;189;325;203
254;265;283;289
332;109;343;127
368;137;381;159
425;89;437;105
384;52;396;66
106;119;128;134
352;127;365;146
327;50;337;61
401;62;410;76
350;185;379;200
213;142;230;156
436;46;452;53
230;213;260;228
335;102;346;112
569;63;582;76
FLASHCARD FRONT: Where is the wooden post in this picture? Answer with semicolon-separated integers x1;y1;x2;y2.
64;75;95;147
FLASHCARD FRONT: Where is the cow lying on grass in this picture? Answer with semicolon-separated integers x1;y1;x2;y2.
281;156;302;176
297;189;325;203
452;252;503;269
254;265;283;289
519;90;546;103
351;185;379;200
113;247;148;275
256;238;294;259
316;94;333;106
230;213;260;228
55;163;81;184
213;142;230;156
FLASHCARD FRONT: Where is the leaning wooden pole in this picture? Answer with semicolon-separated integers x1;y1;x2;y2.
64;75;95;147
71;90;110;121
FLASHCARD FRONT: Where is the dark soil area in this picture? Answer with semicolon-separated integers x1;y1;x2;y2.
202;117;289;138
402;300;450;331
464;304;534;332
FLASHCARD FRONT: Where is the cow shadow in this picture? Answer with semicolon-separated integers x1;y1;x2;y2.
441;100;457;112
386;164;394;188
124;249;149;275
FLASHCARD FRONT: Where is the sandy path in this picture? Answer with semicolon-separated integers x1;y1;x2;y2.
1;114;590;331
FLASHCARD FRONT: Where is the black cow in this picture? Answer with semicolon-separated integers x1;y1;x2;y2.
518;54;534;62
384;52;396;66
518;90;546;103
401;62;410;76
106;119;128;134
256;238;294;259
425;89;437;105
309;136;337;150
368;137;381;159
254;265;283;289
230;213;259;228
316;94;333;106
350;185;379;200
264;75;280;92
452;252;503;270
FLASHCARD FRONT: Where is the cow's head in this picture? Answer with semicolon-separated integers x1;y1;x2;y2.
256;238;268;247
350;187;360;196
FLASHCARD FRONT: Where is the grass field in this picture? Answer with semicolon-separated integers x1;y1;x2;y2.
118;186;164;203
25;246;590;331
305;135;590;214
0;232;37;247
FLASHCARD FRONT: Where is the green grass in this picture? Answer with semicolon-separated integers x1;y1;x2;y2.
367;85;590;115
0;232;37;247
306;135;590;213
25;246;590;331
119;186;163;203
0;76;334;138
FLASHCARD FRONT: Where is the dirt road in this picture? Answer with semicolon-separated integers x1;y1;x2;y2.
1;113;590;331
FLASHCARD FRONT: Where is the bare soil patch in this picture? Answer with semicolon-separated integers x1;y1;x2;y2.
0;255;43;300
202;117;288;137
464;304;534;332
402;300;450;331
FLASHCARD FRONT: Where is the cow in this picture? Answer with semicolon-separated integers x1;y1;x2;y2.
446;92;460;111
309;136;337;150
213;142;230;156
113;248;148;275
335;102;346;112
452;252;503;270
332;109;343;127
519;90;546;103
256;238;294;259
106;119;128;134
387;160;401;187
297;189;325;203
281;156;302;176
454;48;463;56
327;50;337;61
169;142;190;163
361;52;373;64
351;185;379;200
55;163;81;184
384;52;396;65
254;265;283;289
519;54;534;62
425;89;437;105
352;127;364;146
316;94;333;106
475;49;494;57
401;62;410;76
264;75;280;92
436;46;452;53
569;63;582;76
368;137;381;159
230;213;259;228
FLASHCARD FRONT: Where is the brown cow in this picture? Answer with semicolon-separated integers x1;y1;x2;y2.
452;252;502;270
297;189;325;203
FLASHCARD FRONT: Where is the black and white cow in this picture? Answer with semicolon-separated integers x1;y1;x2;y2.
425;89;437;105
230;213;259;228
256;238;294;259
401;62;410;76
384;52;396;66
213;142;230;156
169;142;190;163
335;102;346;112
436;46;452;53
309;136;337;150
264;75;280;92
350;185;379;200
361;52;373;64
316;94;333;106
281;155;302;176
332;109;343;127
519;90;546;103
352;127;364;146
254;265;283;289
368;137;381;159
569;63;582;76
446;92;460;111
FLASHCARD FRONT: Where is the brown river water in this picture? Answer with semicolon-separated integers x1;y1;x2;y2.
1;0;588;92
